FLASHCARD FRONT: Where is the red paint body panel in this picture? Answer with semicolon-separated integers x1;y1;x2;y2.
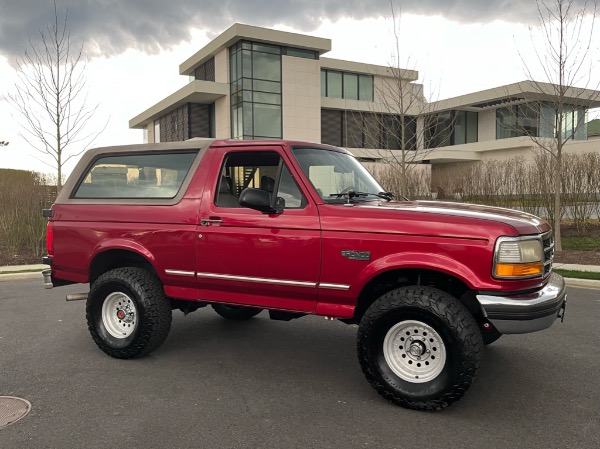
47;139;556;319
195;145;320;312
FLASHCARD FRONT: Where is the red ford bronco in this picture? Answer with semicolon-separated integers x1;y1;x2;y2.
42;139;566;410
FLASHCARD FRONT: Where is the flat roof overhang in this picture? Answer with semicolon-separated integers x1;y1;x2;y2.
129;80;228;129
429;80;600;113
320;58;419;81
179;23;332;76
418;149;482;164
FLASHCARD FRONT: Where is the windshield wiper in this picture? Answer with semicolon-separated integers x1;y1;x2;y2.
329;191;395;201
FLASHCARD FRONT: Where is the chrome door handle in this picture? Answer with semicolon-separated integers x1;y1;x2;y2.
200;218;224;226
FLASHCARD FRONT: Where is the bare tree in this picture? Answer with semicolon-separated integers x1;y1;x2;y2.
353;3;454;199
514;0;600;251
8;0;106;190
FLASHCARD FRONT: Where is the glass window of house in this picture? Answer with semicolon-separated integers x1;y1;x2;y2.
252;43;280;54
253;92;281;105
539;104;555;137
321;71;327;97
518;104;539;137
286;47;316;59
466;112;478;143
242;50;252;77
253;103;282;138
253;79;280;93
574;108;587;140
359;75;373;101
496;107;518;139
454;111;466;145
252;52;281;81
343;73;358;100
426;112;453;148
327;71;343;98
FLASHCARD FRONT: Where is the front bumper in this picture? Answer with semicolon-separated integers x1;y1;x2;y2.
476;272;567;334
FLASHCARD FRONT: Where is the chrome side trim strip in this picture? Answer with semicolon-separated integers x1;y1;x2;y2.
318;283;351;291
165;269;196;277
196;272;317;288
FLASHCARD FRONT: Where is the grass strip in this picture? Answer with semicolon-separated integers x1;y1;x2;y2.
554;269;600;281
562;236;600;251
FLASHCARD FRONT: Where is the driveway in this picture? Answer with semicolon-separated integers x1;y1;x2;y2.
0;278;598;449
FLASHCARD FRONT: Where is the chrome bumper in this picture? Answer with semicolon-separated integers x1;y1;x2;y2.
476;272;567;334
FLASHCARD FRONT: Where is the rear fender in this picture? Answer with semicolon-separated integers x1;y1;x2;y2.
89;239;157;278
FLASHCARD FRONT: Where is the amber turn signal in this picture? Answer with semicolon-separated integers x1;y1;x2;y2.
495;262;543;278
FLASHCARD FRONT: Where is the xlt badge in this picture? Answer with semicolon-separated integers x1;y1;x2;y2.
341;250;371;261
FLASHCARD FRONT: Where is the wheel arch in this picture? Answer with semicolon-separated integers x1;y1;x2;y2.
89;248;158;285
352;267;482;324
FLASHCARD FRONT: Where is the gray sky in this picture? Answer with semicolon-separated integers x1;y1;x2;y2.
0;0;580;63
1;0;598;174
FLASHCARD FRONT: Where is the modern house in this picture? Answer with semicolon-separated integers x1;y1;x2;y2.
129;23;600;184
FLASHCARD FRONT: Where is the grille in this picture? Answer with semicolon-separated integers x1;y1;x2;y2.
542;230;554;276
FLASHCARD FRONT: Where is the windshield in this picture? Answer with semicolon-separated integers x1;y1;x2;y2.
292;147;385;203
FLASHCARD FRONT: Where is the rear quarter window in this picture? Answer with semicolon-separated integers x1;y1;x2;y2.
72;152;198;199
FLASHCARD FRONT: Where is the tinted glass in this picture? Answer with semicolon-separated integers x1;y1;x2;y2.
343;73;358;100
327;71;342;98
74;152;198;199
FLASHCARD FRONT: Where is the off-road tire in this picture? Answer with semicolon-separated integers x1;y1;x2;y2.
357;286;484;411
86;267;172;359
212;304;263;320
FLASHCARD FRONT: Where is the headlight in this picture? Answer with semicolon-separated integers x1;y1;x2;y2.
493;237;543;279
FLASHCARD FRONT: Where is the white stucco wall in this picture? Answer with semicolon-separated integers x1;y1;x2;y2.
478;110;496;142
213;49;230;138
281;55;321;143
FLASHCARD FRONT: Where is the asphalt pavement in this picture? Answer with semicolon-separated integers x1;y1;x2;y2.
0;277;599;449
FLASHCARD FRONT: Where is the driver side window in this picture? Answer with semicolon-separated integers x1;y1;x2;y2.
215;151;306;209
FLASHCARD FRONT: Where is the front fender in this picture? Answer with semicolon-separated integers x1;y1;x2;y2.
354;251;487;293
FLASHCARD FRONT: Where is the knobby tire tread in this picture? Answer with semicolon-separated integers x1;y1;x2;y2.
86;267;172;359
356;286;484;411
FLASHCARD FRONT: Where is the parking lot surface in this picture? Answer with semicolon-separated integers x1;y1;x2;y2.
1;278;598;449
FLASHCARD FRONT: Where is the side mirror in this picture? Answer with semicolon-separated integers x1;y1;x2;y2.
239;188;282;214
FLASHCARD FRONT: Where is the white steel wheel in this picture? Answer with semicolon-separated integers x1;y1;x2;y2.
101;292;138;339
383;319;447;383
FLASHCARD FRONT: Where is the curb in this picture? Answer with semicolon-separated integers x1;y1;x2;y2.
0;271;45;282
563;278;600;289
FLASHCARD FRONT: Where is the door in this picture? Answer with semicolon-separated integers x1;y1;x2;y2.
196;146;321;312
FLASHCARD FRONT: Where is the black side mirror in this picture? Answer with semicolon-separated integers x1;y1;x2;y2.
239;188;282;214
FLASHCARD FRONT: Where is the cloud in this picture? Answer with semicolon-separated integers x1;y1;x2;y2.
0;0;592;63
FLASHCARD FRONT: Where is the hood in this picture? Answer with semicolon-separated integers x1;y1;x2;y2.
368;200;550;235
